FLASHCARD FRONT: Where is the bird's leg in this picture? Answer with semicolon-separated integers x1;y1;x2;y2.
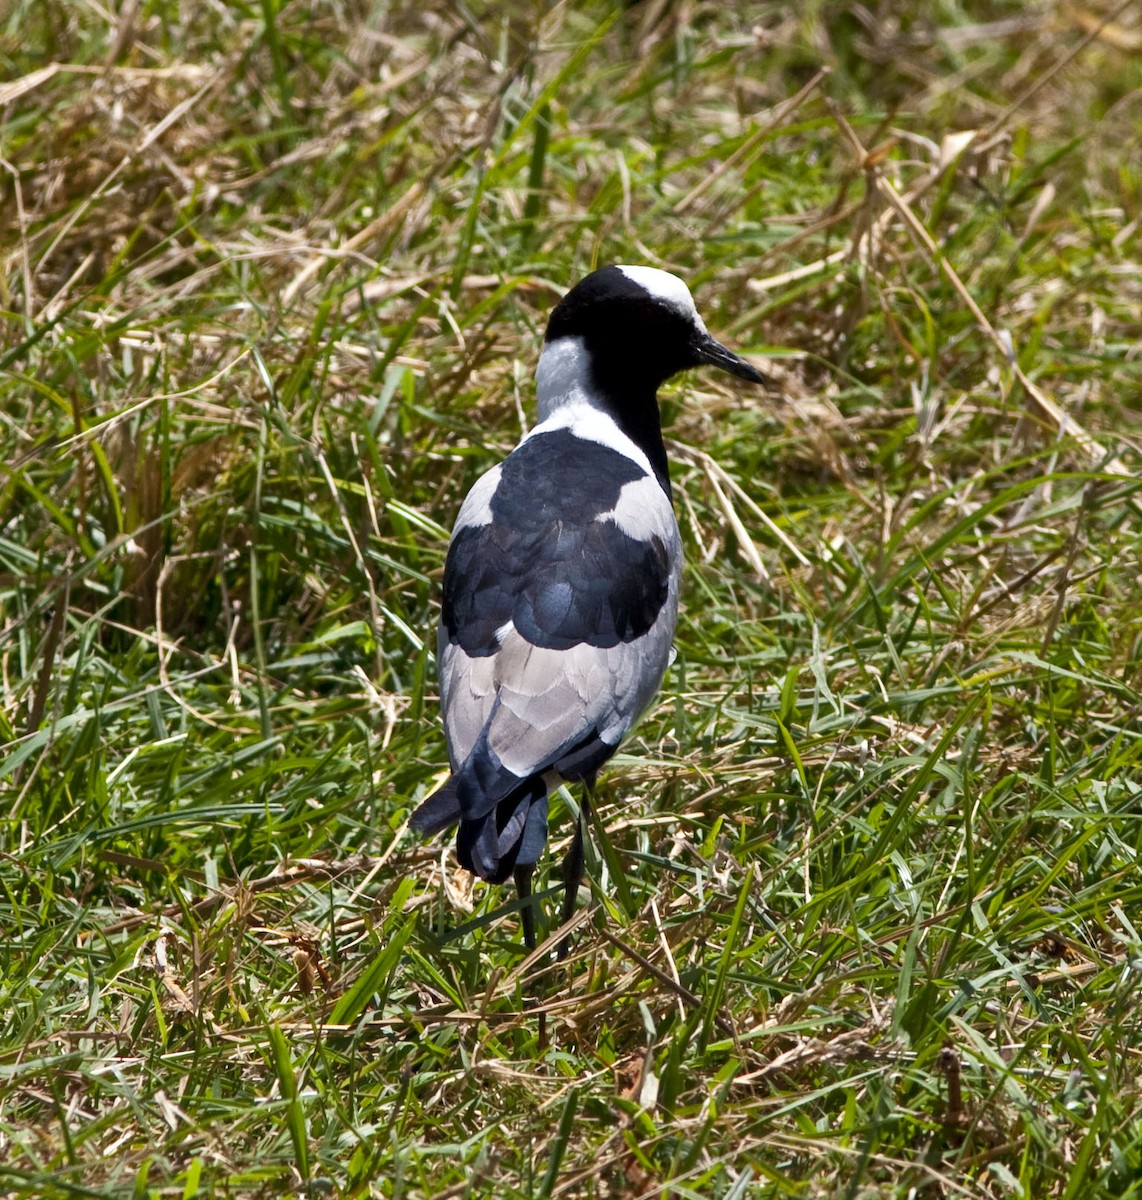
513;862;548;1049
514;863;538;951
557;780;593;960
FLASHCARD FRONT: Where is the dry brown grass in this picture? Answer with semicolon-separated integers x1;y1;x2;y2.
1;1;1141;1197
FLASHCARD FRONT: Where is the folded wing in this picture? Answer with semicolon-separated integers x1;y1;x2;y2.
410;429;681;882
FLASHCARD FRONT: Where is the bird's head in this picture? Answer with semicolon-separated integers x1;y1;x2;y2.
539;264;766;413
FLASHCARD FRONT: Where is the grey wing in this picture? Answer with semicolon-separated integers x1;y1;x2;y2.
438;548;680;780
437;457;682;782
437;628;496;771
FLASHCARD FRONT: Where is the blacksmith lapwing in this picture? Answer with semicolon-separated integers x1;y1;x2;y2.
410;264;765;950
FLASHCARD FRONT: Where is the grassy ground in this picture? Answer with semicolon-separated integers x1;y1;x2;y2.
2;1;1141;1196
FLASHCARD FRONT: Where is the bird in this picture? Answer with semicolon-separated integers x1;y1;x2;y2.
410;263;766;951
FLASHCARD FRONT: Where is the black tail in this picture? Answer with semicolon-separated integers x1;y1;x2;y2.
408;777;462;837
457;777;548;884
409;770;549;885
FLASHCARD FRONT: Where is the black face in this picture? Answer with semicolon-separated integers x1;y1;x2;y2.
546;266;702;392
543;265;765;489
546;264;765;392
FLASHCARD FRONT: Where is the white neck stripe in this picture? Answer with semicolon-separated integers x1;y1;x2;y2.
522;402;654;478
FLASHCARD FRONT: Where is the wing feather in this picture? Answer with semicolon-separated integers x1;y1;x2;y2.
422;429;681;883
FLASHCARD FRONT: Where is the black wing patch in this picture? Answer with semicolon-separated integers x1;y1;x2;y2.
442;430;671;656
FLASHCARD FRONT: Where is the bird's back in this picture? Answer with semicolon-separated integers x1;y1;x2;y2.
417;409;680;883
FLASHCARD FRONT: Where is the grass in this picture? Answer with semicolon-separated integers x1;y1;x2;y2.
2;1;1141;1196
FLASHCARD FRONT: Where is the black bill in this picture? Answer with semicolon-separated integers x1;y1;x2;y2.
693;331;768;384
